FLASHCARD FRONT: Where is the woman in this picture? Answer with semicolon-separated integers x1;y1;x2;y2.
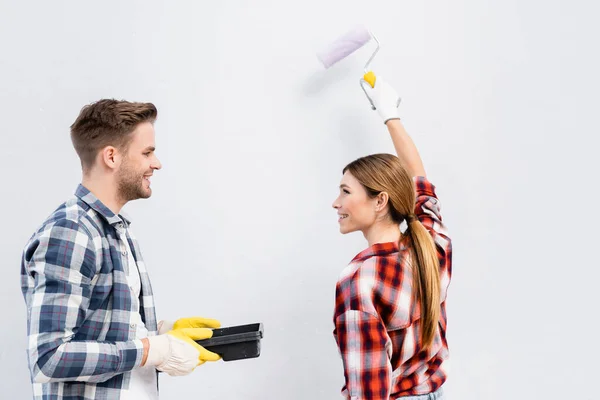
332;76;452;400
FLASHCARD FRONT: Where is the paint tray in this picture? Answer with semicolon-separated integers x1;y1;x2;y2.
196;323;263;361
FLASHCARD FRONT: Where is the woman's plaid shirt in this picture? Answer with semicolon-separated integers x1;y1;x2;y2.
333;176;452;399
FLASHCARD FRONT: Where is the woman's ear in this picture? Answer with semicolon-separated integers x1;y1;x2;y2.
375;192;389;212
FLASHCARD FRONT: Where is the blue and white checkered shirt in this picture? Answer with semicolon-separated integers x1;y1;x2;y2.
21;184;159;399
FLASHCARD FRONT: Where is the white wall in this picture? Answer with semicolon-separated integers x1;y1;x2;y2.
1;0;599;398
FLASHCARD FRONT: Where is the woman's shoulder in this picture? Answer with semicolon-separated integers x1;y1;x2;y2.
337;249;409;293
335;251;412;323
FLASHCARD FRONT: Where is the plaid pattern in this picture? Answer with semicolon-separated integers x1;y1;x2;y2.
333;176;452;399
21;184;158;399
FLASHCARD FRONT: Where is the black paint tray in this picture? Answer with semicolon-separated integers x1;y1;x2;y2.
196;323;263;362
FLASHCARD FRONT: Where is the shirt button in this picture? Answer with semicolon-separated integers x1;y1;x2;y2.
122;250;127;256
130;323;135;328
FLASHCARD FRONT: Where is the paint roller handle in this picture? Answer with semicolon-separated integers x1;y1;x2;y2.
360;74;401;124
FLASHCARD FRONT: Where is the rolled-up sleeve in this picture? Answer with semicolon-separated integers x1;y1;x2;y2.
413;176;452;278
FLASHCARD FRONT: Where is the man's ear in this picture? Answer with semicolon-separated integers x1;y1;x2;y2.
100;146;120;170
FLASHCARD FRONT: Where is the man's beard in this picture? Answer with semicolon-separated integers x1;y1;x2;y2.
117;161;149;203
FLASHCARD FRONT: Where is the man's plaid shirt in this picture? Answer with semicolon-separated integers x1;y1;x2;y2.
21;184;158;399
333;176;452;399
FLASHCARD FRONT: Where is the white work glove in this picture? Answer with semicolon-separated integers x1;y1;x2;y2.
146;328;220;376
157;320;172;335
360;75;402;124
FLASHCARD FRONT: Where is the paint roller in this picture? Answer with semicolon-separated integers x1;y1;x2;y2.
316;25;381;107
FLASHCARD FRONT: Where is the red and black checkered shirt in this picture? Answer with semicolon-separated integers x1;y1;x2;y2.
333;176;452;399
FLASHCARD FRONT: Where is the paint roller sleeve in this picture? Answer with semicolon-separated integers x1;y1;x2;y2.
316;25;373;69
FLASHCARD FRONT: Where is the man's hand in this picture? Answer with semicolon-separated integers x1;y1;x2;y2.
143;328;221;376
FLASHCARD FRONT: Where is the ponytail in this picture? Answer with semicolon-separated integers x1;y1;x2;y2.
404;216;441;348
341;153;441;347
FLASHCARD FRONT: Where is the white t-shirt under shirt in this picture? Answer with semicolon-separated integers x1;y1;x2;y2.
118;229;159;400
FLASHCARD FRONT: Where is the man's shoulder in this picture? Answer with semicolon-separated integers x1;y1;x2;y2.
30;196;105;241
22;197;106;283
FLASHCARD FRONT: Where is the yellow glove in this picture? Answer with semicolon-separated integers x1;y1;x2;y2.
169;328;221;365
174;317;221;330
158;316;221;335
146;328;221;376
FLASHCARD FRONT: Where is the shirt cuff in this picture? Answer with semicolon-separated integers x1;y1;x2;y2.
116;339;145;372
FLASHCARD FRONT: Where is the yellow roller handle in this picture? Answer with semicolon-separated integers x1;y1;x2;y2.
363;71;376;88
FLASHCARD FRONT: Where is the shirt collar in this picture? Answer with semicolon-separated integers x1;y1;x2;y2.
351;241;402;263
74;184;131;229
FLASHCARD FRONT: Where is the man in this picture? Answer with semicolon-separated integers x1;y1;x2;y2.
20;99;220;399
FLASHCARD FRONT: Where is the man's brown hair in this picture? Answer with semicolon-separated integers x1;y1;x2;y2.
70;99;157;171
